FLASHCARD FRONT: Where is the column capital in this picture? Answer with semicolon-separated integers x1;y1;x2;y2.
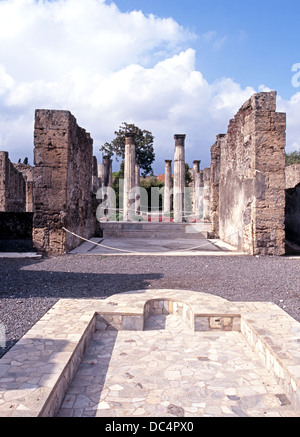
174;134;186;141
125;132;136;147
125;132;136;138
103;155;112;163
165;160;172;164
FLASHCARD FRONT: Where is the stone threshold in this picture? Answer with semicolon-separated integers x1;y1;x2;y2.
0;290;299;417
0;252;42;259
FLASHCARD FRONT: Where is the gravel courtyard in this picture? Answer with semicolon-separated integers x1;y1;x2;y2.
0;254;299;358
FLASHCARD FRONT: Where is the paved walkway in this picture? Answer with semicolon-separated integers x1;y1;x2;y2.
1;289;299;417
57;314;299;417
69;238;243;256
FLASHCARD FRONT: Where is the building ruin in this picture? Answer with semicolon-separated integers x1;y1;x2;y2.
210;91;287;256
32;109;96;255
0;91;299;256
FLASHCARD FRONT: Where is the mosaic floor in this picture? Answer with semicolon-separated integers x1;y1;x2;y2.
57;314;299;417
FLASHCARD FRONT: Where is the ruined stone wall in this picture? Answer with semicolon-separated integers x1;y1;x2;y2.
0;152;26;212
13;163;34;212
202;168;211;223
285;164;300;245
285;185;300;245
33;110;95;255
210;135;224;237
0;212;34;252
285;164;300;189
218;91;286;256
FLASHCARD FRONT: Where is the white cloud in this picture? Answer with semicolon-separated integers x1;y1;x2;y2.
277;93;300;152
0;0;299;172
0;65;14;96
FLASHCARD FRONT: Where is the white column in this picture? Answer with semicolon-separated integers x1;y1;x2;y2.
123;133;136;221
173;134;186;223
135;160;141;215
164;160;172;214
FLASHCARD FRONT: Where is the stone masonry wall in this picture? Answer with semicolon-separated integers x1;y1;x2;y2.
218;91;286;256
202;168;211;222
285;164;300;189
210;134;225;237
13;163;34;213
0;212;34;252
0;152;26;212
285;164;300;245
33;110;95;255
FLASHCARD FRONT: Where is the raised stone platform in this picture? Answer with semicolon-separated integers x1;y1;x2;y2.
0;290;299;417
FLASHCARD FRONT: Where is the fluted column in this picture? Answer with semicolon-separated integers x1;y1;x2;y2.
173;134;186;223
135;160;141;215
193;160;201;218
102;155;112;187
164;160;173;214
123;133;136;221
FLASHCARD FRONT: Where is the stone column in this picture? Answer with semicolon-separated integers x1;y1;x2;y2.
98;156;112;214
135;160;141;215
164;160;173;214
98;162;104;187
173;135;186;223
203;168;211;223
123;133;136;221
210;134;224;237
102;155;112;187
92;156;99;194
26;180;34;213
108;158;113;188
193;160;201;219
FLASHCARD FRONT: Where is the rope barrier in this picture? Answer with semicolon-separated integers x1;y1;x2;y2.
62;225;245;255
62;228;140;254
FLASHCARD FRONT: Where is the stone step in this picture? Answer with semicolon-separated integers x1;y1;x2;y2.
100;222;212;239
102;231;209;239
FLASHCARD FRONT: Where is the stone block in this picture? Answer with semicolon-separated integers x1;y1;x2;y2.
122;316;143;331
34;109;71;130
194;317;210;332
34;143;68;168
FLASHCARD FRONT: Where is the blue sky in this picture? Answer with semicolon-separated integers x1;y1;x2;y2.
0;0;299;174
114;0;299;100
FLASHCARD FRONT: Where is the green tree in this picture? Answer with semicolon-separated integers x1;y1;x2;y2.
140;177;164;211
100;122;155;177
185;163;193;186
286;150;300;165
